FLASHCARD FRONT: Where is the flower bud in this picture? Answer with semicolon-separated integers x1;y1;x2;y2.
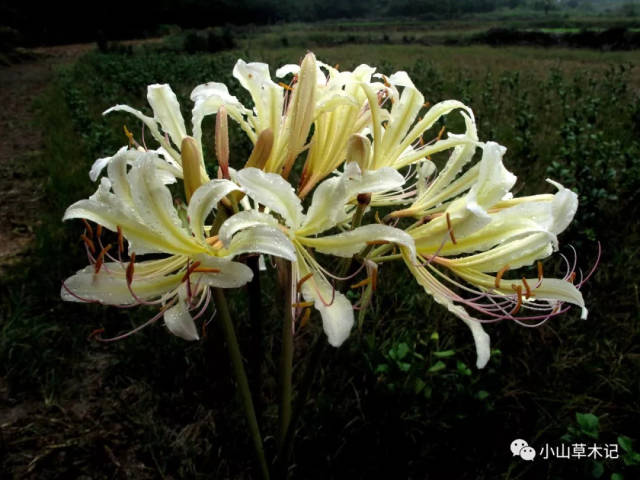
181;136;204;202
245;128;274;170
282;52;316;178
215;106;230;179
346;134;371;171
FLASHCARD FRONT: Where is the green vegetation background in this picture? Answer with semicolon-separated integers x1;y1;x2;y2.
2;20;640;480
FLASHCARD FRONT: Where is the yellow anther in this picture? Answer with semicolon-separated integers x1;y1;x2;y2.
81;233;96;255
126;252;136;285
117;225;124;255
537;261;544;283
193;267;221;274
123;125;134;145
300;307;311;328
510;285;523;315
495;264;510;289
445;212;457;245
296;272;313;291
350;278;371;289
82;219;94;239
521;277;532;298
293;301;314;309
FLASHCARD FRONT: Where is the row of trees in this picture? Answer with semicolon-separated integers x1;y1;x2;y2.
0;0;632;46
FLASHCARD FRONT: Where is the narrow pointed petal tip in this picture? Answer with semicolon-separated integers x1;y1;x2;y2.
164;300;200;341
301;280;354;347
461;317;491;369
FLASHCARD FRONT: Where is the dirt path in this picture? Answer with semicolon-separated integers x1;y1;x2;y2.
0;44;96;272
0;39;163;273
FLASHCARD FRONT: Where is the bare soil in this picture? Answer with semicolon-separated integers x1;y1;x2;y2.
0;44;96;273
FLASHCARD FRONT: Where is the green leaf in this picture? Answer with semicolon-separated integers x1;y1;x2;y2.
433;349;455;358
617;435;633;453
591;461;604;479
375;364;389;374
476;390;489;401
398;361;411;372
428;360;446;373
430;331;439;341
414;378;426;394
610;473;624;480
576;413;599;439
396;342;410;360
456;360;472;376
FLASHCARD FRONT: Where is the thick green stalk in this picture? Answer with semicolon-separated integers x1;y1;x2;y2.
277;332;326;477
213;288;270;480
247;255;265;419
277;259;294;448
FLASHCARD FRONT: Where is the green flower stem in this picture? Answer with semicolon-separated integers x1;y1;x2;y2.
278;331;326;478
247;255;265;419
213;287;270;480
277;258;294;448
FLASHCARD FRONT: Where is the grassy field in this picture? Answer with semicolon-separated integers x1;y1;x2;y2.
1;34;640;479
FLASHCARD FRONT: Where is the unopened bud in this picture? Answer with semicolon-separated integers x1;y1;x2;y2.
215;106;230;179
181;136;204;202
245;128;274;170
346;134;371;171
282;52;317;178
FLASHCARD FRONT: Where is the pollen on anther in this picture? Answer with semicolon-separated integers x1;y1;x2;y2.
193;267;221;274
82;219;94;238
495;264;510;289
537;261;544;283
81;233;96;255
510;284;523;315
445;213;457;244
181;261;202;283
350;278;371;289
126;252;136;285
117;225;124;255
94;244;112;273
296;272;313;291
521;276;532;298
300;307;311;328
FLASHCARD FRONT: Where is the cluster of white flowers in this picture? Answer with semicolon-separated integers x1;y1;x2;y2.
62;53;589;368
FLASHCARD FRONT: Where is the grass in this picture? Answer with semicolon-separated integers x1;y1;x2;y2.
1;37;639;479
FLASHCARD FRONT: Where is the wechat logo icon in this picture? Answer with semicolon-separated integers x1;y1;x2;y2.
511;439;536;461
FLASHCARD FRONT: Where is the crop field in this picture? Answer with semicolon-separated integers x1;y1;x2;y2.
1;28;640;479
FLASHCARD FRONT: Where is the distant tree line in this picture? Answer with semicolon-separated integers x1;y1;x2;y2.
0;0;635;46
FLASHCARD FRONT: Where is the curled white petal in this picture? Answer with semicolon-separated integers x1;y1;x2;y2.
235;168;303;228
164;297;199;341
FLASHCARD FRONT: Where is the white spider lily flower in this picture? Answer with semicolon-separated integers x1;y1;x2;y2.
287;63;381;197
361;70;477;171
62;148;296;340
233;166;416;347
102;84;209;184
190;55;313;176
190;54;369;181
398;146;587;367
